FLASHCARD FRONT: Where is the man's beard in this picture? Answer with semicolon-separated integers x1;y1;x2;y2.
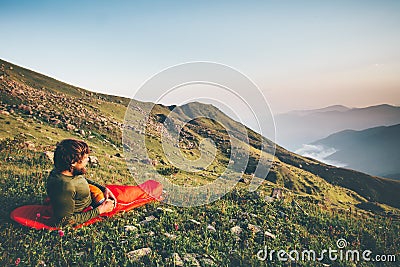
72;166;87;176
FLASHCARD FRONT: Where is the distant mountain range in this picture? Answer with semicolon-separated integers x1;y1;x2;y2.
274;104;400;151
311;124;400;180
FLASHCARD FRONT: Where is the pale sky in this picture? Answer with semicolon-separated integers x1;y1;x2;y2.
1;0;399;115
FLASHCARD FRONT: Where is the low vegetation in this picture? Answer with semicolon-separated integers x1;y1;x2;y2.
1;58;399;266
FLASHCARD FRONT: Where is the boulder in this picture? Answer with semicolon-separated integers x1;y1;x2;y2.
24;141;35;150
42;151;54;163
231;226;242;235
126;248;151;262
248;223;261;234
88;156;99;167
66;124;76;131
124;225;138;232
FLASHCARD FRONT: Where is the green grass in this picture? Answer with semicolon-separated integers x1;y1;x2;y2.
0;131;399;266
1;58;399;266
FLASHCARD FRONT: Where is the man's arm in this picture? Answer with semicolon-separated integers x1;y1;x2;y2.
52;183;100;226
86;178;117;206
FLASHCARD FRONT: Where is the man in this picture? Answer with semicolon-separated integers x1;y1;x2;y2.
47;139;116;226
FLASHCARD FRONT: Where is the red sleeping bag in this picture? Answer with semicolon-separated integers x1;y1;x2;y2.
10;180;163;230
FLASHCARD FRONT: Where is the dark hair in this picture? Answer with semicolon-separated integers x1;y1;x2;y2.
54;139;90;171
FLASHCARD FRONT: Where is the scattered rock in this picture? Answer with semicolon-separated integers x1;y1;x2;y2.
145;215;156;222
264;230;276;239
50;118;61;125
271;188;285;200
188;219;201;225
248;223;261;234
24;141;35;150
126;247;151;262
206;225;216;232
141;158;152;165
66;124;76;131
75;251;85;256
163;232;177;240
25;133;35;139
140;215;156;225
124;225;138;232
183;253;200;267
129;166;137;172
129;158;139;163
0;110;9;115
146;231;155;236
231;226;242;235
42;151;54;163
201;257;217;266
264;196;275;203
172;253;184;266
88;156;99;167
156;207;174;213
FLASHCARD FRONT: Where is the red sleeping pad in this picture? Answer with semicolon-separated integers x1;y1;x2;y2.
10;180;163;230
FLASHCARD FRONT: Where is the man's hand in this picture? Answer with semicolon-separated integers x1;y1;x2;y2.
98;199;114;214
104;188;117;208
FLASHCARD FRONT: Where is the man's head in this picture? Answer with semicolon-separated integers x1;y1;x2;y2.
54;139;90;175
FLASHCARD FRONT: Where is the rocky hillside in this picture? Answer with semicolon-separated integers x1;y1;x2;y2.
1;58;399;212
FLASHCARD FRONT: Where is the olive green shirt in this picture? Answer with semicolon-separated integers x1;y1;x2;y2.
46;169;105;226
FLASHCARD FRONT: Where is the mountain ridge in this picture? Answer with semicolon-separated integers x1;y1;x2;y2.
312;124;400;179
273;103;400;150
1;58;399;211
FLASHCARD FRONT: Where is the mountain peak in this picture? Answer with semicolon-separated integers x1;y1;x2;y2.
285;105;350;116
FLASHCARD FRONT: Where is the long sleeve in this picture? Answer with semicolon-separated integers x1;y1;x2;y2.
51;181;100;226
47;170;101;226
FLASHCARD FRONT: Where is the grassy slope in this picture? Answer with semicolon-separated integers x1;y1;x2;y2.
2;57;400;209
1;59;399;266
0;132;398;266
